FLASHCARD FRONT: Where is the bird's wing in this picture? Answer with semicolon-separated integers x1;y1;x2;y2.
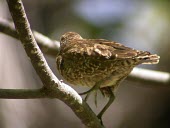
60;39;115;60
61;39;159;64
92;39;159;64
86;39;140;59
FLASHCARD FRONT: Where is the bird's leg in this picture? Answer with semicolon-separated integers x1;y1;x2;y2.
79;82;101;101
94;90;98;107
97;87;115;123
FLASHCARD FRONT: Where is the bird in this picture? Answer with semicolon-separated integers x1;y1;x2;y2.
56;32;160;121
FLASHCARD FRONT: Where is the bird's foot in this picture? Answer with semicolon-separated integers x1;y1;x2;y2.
79;82;101;101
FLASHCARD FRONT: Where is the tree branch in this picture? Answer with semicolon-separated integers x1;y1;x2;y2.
0;18;59;57
0;88;45;99
5;0;103;127
127;68;170;86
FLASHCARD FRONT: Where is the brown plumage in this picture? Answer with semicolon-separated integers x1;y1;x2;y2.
57;32;159;89
56;32;160;120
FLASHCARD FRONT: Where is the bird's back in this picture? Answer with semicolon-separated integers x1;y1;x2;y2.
57;38;159;88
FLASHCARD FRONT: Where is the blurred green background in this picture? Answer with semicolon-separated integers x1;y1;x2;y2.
0;0;170;128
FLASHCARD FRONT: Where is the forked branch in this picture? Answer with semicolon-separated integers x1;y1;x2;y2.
5;0;103;127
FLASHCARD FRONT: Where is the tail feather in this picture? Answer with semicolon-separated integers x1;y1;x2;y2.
136;51;160;64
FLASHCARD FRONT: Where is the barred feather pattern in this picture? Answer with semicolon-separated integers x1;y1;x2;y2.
56;32;160;96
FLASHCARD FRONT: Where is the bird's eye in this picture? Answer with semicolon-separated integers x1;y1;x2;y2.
60;37;65;42
60;36;67;47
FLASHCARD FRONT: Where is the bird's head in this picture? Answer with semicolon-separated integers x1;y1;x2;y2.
60;32;83;47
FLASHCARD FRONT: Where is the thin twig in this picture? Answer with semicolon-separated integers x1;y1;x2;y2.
6;0;103;127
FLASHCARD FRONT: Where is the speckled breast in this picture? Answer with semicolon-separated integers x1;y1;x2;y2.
56;53;133;88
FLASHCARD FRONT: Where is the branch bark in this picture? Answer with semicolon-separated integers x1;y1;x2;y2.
5;0;103;127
